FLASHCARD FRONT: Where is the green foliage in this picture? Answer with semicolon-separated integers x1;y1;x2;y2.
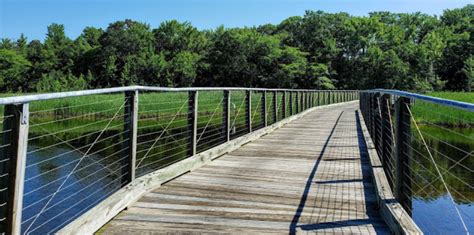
0;49;31;91
462;56;474;92
36;70;87;92
0;5;473;92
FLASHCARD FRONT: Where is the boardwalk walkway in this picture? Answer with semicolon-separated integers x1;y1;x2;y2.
100;102;390;234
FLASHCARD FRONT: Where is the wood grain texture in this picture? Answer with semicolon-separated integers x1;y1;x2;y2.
100;102;396;234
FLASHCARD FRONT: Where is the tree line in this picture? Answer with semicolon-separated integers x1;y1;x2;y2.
0;5;473;92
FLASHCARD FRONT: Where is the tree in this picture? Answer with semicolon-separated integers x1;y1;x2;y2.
0;49;31;91
462;56;474;92
0;5;473;92
96;19;156;86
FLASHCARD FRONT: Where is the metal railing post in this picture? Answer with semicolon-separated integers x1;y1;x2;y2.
301;92;305;110
289;92;293;116
2;103;29;235
272;91;277;123
394;96;412;214
379;94;390;172
124;90;138;183
245;90;252;133
316;91;320;106
223;90;230;141
301;91;304;111
369;93;375;138
307;92;310;107
295;92;299;113
262;91;267;127
282;91;286;118
372;93;381;153
188;91;198;156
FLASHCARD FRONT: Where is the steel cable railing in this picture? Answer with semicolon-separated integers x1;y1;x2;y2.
0;88;358;234
19;93;129;234
359;90;473;234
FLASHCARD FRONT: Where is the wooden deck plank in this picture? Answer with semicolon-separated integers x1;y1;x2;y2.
99;103;391;234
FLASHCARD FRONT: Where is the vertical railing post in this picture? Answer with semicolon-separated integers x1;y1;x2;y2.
295;92;299;113
2;103;29;235
394;96;412;214
289;92;293;116
282;91;286;118
245;90;252;133
304;91;309;110
373;93;381;156
124;90;138;184
188;91;198;156
307;91;310;108
262;91;267;127
272;91;277;123
301;91;304;111
301;92;305;110
223;90;231;141
316;91;320;106
379;94;390;171
369;93;375;138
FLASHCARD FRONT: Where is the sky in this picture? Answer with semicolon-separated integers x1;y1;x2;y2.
0;0;472;40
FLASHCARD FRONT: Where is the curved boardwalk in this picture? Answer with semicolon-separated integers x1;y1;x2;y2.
100;102;390;234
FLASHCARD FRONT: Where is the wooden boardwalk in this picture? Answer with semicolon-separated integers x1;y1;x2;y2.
100;102;391;234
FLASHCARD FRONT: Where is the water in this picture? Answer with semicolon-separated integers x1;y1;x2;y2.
410;127;474;234
22;130;127;234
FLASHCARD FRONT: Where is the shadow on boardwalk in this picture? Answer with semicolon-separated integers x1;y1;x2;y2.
100;103;390;234
289;109;387;234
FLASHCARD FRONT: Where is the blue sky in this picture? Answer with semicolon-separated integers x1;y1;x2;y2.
1;0;472;40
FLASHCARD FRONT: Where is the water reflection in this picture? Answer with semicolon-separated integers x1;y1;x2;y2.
409;126;473;234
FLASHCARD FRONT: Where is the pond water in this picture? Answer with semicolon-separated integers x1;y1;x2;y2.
410;127;473;234
22;130;127;234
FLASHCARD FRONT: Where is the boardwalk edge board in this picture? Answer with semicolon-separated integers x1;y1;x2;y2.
57;101;357;234
357;111;423;235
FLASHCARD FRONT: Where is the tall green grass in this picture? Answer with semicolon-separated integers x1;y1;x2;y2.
412;92;474;127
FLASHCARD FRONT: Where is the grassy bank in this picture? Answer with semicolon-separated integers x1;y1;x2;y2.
411;92;473;127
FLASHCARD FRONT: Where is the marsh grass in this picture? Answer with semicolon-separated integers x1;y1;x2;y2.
411;92;474;127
